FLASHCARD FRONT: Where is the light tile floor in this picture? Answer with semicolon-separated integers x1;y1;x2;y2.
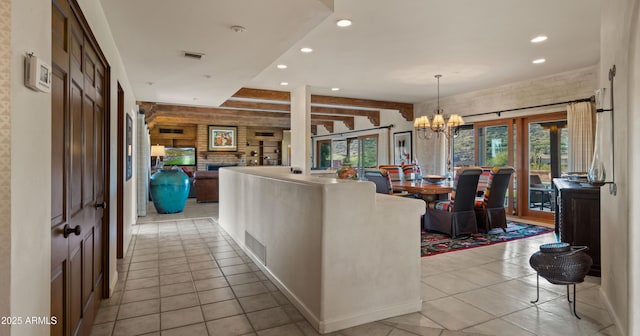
91;200;619;336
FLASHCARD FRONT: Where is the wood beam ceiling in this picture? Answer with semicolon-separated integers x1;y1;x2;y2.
222;100;380;126
220;100;289;112
230;88;412;122
144;103;354;130
310;94;413;121
140;87;410;133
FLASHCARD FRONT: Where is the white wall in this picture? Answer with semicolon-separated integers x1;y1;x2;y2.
628;1;640;333
413;66;597;175
0;1;11;335
10;0;51;334
7;1;138;334
291;85;311;172
599;0;638;334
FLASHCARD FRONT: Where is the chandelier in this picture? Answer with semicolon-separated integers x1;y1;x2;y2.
414;74;464;139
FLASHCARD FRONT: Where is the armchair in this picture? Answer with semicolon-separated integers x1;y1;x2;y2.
424;167;482;238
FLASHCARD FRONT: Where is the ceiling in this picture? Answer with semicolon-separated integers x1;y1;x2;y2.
100;0;601;107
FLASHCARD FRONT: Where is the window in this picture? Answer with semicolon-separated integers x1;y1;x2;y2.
317;140;332;169
452;125;474;168
316;134;378;168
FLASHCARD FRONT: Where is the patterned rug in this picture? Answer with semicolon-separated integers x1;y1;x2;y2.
421;221;553;257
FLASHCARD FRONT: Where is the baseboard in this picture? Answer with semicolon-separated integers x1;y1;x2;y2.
318;300;422;334
600;287;626;335
237;241;421;334
109;271;119;297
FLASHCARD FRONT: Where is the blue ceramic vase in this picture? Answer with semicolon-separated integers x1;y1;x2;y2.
149;168;190;214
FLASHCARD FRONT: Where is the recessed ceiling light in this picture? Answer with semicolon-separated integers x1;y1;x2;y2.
532;58;546;64
230;25;246;33
300;47;313;53
336;19;352;27
331;87;340;91
531;35;548;43
280;82;289;86
276;64;288;69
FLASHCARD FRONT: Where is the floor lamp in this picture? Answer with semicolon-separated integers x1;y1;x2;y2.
151;144;166;170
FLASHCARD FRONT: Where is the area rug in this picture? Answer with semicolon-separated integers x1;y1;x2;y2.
421;221;553;257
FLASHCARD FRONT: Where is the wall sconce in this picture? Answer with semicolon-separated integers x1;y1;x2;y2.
589;65;616;195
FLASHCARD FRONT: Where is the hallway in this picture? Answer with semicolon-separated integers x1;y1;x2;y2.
90;201;616;335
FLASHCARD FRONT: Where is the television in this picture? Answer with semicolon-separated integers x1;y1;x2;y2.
163;147;196;166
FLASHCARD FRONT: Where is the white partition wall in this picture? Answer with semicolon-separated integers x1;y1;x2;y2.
219;167;425;333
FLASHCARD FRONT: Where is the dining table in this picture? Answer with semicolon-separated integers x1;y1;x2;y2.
391;180;453;202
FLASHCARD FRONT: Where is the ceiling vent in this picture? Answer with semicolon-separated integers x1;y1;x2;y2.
183;51;204;60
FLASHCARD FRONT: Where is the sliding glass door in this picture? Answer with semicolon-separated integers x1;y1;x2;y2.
475;120;516;215
521;113;568;220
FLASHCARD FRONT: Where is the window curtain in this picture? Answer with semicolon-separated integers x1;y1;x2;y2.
567;102;596;172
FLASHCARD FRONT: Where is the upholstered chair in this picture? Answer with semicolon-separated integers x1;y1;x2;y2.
364;169;392;194
378;165;403;182
474;167;515;232
365;169;414;197
401;163;421;182
424;167;482;237
378;165;405;193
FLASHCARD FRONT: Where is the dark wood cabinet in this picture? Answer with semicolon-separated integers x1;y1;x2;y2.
553;178;601;276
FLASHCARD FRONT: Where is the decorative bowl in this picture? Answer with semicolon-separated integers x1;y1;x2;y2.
424;175;446;184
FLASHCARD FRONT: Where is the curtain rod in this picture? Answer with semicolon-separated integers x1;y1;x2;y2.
310;124;394;138
464;96;594;118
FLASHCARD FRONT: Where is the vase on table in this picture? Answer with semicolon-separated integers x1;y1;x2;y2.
149;168;190;214
337;162;357;180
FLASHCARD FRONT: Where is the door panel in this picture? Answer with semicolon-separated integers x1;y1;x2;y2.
70;80;83;214
83;96;95;205
50;264;66;336
68;242;82;334
83;231;94;305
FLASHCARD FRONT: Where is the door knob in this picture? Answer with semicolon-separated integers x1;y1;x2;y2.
95;202;107;208
63;224;81;238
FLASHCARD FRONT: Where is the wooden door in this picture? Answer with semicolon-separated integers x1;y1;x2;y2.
51;0;108;335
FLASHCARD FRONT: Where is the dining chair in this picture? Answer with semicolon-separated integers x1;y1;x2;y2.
401;163;421;181
424;167;483;238
363;169;392;194
366;169;417;197
379;165;406;194
474;167;515;232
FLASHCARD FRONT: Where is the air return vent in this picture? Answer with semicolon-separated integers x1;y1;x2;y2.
183;51;204;60
245;231;266;266
159;128;184;134
255;132;275;137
